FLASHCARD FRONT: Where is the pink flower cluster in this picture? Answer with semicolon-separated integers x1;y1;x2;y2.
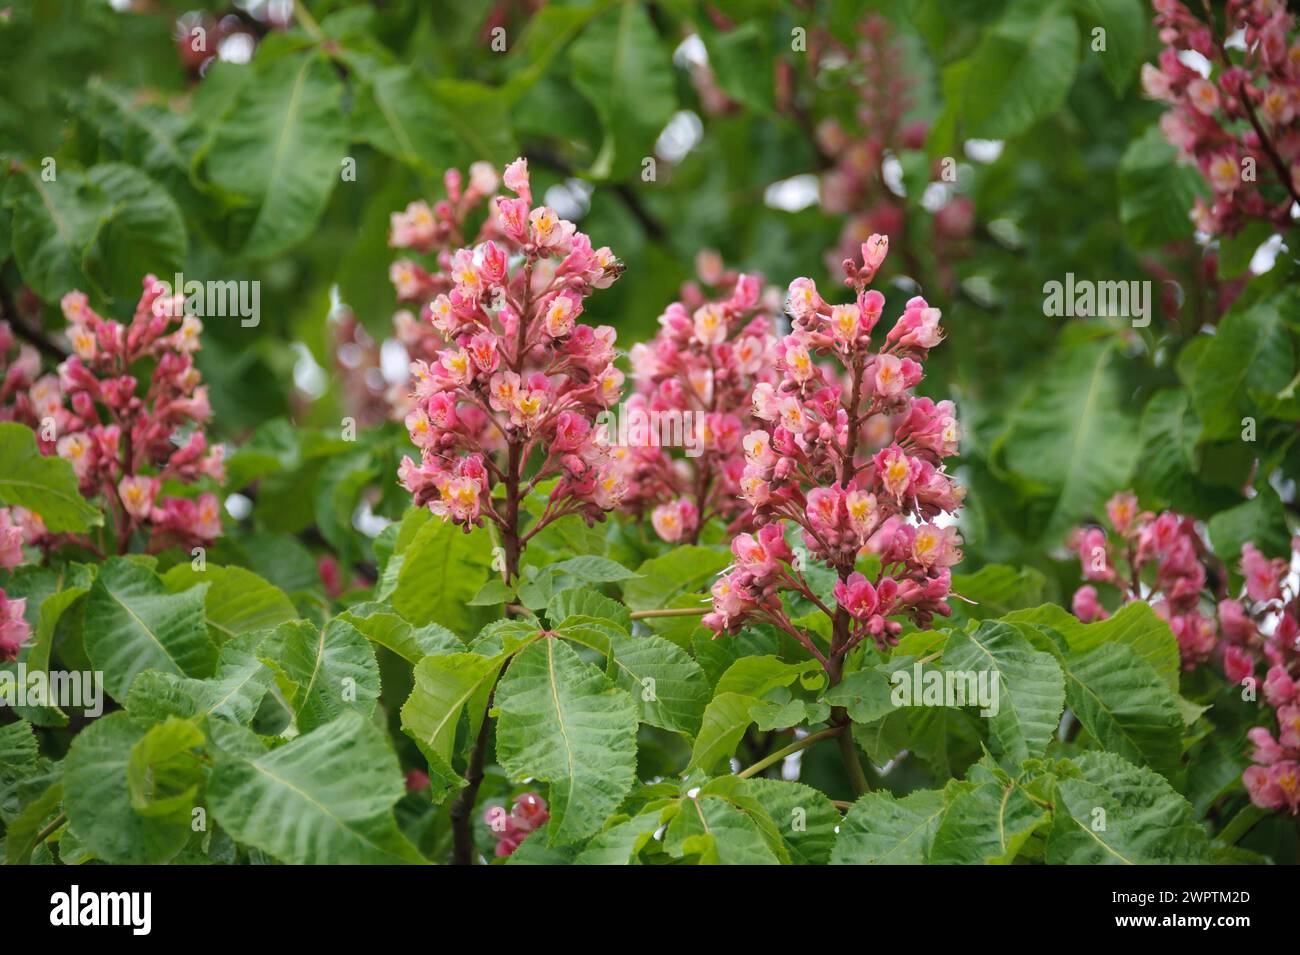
622;258;779;544
1070;493;1300;814
1219;543;1300;815
1069;492;1225;669
0;506;30;662
1143;0;1300;235
0;321;58;437
395;159;626;553
483;792;549;858
52;279;224;552
704;235;964;661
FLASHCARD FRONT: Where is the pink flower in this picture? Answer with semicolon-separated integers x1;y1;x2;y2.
485;791;550;857
834;572;878;620
0;588;30;661
118;476;158;521
1071;585;1109;623
502;157;531;204
1244;763;1300;815
1242;543;1284;603
1224;644;1255;684
651;498;699;543
1264;664;1298;708
0;508;23;570
1217;598;1255;644
1105;491;1140;536
709;237;962;650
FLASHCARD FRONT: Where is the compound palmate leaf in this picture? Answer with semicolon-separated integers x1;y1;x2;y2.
207;711;425;865
494;637;638;845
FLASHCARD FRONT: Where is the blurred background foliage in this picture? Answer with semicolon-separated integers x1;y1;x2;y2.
0;0;1296;610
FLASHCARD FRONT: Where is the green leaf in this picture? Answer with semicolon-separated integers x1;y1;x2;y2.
1208;483;1292;561
391;517;493;634
162;564;297;645
949;564;1046;620
84;558;217;700
1134;389;1236;513
338;602;462;665
550;555;639;583
1061;643;1185;779
998;340;1140;544
125;716;204;817
0;423;101;532
28;573;90;676
621;545;730;608
401;651;508;798
548;587;632;631
569;0;677;179
63;712;191;863
494;638;639;845
1;164;104;301
939;0;1079;140
687;691;759;774
743;777;839;865
207;711;425;864
274;618;380;734
204;51;346;260
573;810;663;864
1073;0;1148;95
82;163;186;308
1188;287;1296;440
823;668;896;724
348;64;464;174
930;774;1049;864
1046;752;1210;863
603;630;710;735
715;655;816;698
124;634;274;726
5;779;63;865
832;789;947;864
1008;600;1180;691
941;621;1065;766
1118;124;1205;248
663;793;782;865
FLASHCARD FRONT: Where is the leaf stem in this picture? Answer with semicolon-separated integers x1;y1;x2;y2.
629;607;709;620
736;725;842;779
1217;803;1268;847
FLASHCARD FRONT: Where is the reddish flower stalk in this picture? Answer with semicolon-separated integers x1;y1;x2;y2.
622;256;779;544
1071;492;1300;815
395;158;625;584
704;236;964;790
1069;491;1229;669
3;281;224;558
1144;0;1300;235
